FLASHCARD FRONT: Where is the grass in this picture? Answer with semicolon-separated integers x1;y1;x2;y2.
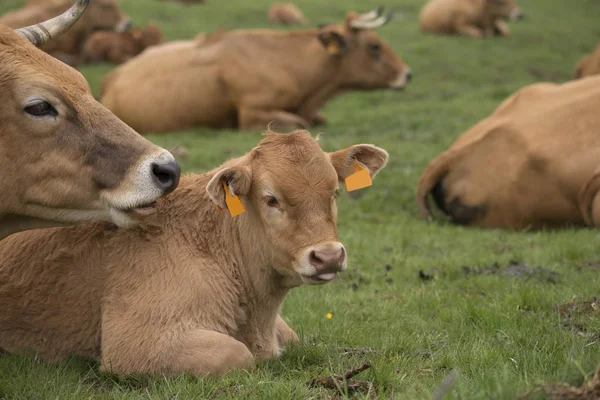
2;0;600;398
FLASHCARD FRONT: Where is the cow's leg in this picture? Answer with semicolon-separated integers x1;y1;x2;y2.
238;108;310;131
493;20;510;36
276;315;299;347
101;323;254;377
455;24;484;38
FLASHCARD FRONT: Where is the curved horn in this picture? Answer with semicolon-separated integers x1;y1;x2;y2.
349;9;394;30
16;0;89;47
357;7;384;21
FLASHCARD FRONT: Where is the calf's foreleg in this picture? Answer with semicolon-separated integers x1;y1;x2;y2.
276;315;299;347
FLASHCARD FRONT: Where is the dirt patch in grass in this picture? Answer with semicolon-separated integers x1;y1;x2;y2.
309;361;375;398
555;297;599;336
518;365;600;400
462;260;560;283
577;262;600;272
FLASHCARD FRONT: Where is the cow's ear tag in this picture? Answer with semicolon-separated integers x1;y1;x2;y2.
345;159;372;192
223;184;245;217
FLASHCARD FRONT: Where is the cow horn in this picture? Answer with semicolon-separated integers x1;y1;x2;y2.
350;8;395;30
357;7;384;21
16;0;89;47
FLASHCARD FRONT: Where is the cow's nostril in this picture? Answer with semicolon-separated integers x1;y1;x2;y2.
309;251;324;267
151;161;181;194
406;71;413;83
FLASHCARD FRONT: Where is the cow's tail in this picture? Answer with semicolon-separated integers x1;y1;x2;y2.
416;140;480;219
578;168;600;226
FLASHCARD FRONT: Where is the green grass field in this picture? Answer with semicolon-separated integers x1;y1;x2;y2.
2;0;600;398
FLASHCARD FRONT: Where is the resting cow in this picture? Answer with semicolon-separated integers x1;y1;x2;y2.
0;129;389;377
0;0;130;66
574;44;600;79
100;8;412;133
417;75;600;230
419;0;523;38
268;3;307;25
81;24;164;65
0;0;180;240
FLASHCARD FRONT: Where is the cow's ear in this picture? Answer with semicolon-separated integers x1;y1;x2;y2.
206;165;252;210
317;29;349;55
329;144;389;183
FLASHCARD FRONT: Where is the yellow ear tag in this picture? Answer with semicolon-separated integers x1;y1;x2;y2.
345;159;372;192
223;184;246;217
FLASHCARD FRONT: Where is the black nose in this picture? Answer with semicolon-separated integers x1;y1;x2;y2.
151;160;181;194
406;71;413;83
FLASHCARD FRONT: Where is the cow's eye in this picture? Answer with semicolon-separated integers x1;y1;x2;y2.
265;196;281;209
368;43;381;53
24;101;58;118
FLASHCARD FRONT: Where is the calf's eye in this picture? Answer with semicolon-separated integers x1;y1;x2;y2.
24;101;58;118
265;196;281;209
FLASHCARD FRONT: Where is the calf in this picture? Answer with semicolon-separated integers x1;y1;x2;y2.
81;24;164;64
0;130;389;377
417;76;600;230
268;3;307;26
419;0;524;38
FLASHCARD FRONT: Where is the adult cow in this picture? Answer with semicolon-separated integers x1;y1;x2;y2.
0;130;389;377
574;43;600;79
417;76;600;230
100;8;412;133
0;0;180;240
419;0;524;38
0;0;130;65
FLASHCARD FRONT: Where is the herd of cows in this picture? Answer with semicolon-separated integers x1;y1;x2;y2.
0;0;600;380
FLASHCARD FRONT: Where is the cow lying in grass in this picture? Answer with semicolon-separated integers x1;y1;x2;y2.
575;43;600;79
0;130;389;377
81;24;164;64
419;0;523;38
100;8;412;133
417;75;600;230
268;3;307;25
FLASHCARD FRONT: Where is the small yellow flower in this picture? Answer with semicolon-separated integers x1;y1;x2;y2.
326;313;333;320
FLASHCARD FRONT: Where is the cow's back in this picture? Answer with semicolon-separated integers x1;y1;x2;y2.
420;0;482;33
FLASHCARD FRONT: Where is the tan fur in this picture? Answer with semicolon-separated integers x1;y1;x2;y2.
268;3;307;26
81;24;164;65
574;44;600;79
419;0;523;38
100;11;412;133
0;0;130;65
417;75;600;230
159;0;206;5
0;23;177;239
0;130;389;377
24;0;70;7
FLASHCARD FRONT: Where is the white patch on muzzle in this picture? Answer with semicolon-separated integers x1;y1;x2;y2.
390;68;412;89
295;242;347;285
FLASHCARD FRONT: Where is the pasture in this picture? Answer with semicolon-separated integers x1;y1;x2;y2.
1;0;600;398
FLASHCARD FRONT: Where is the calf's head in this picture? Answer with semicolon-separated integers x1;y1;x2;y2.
82;0;131;33
132;24;164;49
487;0;523;21
0;0;180;231
316;8;412;90
207;130;388;287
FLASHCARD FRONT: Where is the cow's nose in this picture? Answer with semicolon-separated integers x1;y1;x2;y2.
151;160;181;194
309;246;346;272
406;70;413;83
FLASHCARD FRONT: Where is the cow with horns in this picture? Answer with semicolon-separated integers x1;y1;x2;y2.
0;0;180;240
100;8;412;133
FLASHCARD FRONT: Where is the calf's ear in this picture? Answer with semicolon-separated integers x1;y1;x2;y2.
329;144;389;183
206;165;252;210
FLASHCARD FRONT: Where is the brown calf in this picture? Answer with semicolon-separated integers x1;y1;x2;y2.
268;3;307;26
0;0;131;65
81;24;164;64
419;0;524;38
100;8;412;133
0;130;389;377
0;0;180;239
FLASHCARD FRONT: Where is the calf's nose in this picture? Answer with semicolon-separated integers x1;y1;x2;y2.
309;246;346;272
151;160;181;195
406;70;413;83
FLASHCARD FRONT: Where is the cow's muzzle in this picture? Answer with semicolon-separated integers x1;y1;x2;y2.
390;69;412;90
298;242;347;285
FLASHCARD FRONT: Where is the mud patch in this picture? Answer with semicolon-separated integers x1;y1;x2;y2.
555;297;599;336
309;361;375;398
462;260;559;283
518;365;600;400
